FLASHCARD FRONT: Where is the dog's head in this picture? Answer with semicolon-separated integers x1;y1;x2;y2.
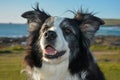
22;5;104;67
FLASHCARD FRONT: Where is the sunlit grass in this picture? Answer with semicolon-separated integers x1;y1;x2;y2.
0;45;25;54
93;51;120;80
90;45;120;52
0;53;26;80
99;62;120;80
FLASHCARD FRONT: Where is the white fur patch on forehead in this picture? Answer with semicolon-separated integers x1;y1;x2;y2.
52;17;67;51
53;16;65;27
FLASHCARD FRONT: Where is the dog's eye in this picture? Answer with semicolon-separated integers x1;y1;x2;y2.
43;25;49;31
65;28;72;34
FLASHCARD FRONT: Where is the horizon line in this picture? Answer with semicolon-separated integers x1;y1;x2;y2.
0;18;120;24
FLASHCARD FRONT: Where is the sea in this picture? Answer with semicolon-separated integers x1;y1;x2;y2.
0;24;120;38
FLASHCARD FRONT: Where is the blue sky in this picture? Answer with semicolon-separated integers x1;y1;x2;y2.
0;0;120;23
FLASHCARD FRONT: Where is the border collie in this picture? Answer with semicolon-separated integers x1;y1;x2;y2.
21;4;105;80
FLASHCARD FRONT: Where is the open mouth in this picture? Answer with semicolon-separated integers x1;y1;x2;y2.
43;45;66;59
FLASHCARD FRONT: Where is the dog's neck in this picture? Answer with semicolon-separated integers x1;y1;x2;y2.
32;59;75;80
40;60;69;80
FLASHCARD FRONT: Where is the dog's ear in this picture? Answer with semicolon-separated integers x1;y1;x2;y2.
21;5;50;32
74;12;104;42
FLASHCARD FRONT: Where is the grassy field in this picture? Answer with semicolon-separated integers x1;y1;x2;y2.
0;46;120;80
0;53;26;80
93;52;120;80
0;46;27;80
103;19;120;26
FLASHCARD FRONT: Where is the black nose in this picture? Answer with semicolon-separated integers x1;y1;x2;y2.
44;31;57;41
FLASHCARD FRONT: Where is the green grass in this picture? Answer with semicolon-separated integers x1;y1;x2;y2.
0;53;26;80
0;45;25;54
103;19;120;25
99;62;120;80
94;53;120;80
0;46;120;80
90;45;120;52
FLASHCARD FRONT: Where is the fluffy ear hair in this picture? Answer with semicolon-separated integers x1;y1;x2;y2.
21;4;47;68
74;11;105;43
21;4;50;32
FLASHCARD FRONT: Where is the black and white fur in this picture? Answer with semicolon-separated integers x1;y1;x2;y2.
21;5;105;80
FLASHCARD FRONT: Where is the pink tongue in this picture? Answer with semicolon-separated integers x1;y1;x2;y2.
45;47;56;55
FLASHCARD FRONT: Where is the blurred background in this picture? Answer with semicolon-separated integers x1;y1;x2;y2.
0;0;120;80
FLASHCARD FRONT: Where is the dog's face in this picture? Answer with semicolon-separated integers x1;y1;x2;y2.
22;7;104;65
39;17;83;63
40;17;69;63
